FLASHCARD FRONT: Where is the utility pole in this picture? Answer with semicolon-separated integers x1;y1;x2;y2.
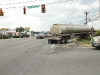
84;11;89;25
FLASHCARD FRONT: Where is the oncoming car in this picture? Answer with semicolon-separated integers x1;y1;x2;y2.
34;33;44;39
90;36;100;48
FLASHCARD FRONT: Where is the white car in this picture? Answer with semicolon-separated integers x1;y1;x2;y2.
90;36;100;48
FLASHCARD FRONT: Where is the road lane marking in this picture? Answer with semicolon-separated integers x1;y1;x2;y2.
44;44;57;54
51;44;54;48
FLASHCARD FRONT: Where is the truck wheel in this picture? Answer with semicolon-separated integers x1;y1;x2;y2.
61;37;65;44
48;39;51;44
65;37;69;43
37;37;38;39
57;40;61;44
96;47;100;49
66;39;69;43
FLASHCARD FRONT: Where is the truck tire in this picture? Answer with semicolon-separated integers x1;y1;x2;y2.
37;37;38;39
65;37;69;43
96;47;100;49
57;40;61;44
61;37;65;44
66;39;69;43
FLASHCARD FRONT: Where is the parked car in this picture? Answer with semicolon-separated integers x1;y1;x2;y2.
90;36;100;48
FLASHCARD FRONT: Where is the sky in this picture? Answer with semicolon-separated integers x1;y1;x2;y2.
0;0;100;31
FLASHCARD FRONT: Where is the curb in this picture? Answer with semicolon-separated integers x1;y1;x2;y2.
74;39;91;47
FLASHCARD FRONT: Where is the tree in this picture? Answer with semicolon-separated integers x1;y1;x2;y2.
94;30;100;36
16;27;24;32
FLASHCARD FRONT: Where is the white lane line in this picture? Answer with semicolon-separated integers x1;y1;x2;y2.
51;44;54;49
44;44;55;53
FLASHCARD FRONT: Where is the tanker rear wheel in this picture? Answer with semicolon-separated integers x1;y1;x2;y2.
61;37;66;44
57;40;61;44
65;37;69;43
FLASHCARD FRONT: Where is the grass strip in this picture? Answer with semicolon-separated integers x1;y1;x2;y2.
75;37;91;45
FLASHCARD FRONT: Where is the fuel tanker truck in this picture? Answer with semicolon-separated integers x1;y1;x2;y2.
48;24;94;44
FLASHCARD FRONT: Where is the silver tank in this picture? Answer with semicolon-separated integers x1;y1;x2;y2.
50;24;92;35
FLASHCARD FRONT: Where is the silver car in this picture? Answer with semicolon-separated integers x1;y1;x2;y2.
34;33;44;39
90;36;100;48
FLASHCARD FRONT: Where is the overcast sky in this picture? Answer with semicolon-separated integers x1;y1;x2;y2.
0;0;100;31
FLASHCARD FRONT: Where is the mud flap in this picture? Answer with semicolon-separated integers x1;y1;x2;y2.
48;39;52;44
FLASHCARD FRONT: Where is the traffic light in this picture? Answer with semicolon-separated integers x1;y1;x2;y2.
0;8;4;16
41;4;46;13
23;7;26;14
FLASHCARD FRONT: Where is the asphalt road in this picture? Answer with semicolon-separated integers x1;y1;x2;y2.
0;38;100;75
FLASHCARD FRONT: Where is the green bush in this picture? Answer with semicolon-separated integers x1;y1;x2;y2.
0;36;2;39
75;35;93;41
94;30;100;36
79;39;90;44
84;36;93;40
0;35;10;39
75;36;91;45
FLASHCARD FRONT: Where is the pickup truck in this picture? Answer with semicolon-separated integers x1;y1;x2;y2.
90;36;100;48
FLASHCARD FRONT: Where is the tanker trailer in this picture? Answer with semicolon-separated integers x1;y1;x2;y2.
48;24;94;44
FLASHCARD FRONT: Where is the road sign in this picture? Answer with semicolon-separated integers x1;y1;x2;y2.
24;30;27;33
27;5;40;9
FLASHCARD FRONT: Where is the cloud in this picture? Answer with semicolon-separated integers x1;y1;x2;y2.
81;0;95;5
0;0;99;31
88;21;100;29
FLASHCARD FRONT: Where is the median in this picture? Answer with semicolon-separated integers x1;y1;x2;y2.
75;36;92;47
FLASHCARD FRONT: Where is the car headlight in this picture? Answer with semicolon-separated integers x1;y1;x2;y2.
94;38;98;42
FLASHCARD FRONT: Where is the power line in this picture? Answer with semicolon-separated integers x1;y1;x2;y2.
89;0;98;20
0;0;73;6
80;0;98;24
88;14;100;23
0;0;42;5
87;0;100;22
88;0;97;12
0;0;73;9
